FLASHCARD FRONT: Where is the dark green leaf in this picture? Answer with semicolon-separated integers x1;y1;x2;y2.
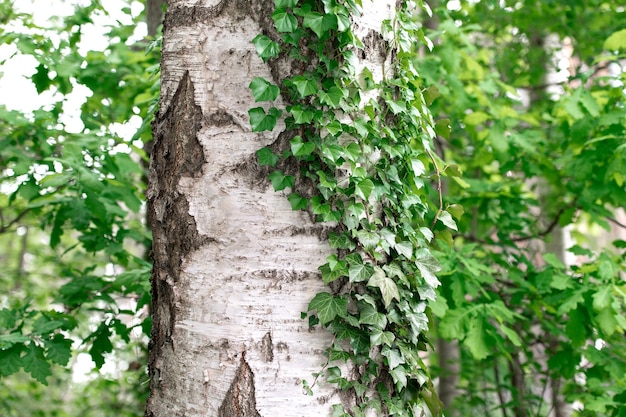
256;147;280;167
45;334;73;366
23;344;52;384
249;107;282;132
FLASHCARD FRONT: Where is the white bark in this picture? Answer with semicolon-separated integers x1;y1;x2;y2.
146;1;395;416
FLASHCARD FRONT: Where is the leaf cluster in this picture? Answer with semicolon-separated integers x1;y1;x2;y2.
0;1;156;413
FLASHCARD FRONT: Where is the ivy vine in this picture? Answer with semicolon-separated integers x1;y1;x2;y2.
249;0;457;415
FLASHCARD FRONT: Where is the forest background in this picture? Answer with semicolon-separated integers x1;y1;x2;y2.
0;0;625;416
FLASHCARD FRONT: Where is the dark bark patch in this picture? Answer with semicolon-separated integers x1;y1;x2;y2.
146;71;211;400
166;2;227;27
218;352;262;417
361;29;389;61
260;332;273;363
206;109;237;127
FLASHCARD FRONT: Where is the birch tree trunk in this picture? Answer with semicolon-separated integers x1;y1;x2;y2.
145;1;394;416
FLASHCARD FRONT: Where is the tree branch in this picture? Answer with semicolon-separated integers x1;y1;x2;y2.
606;216;626;230
0;208;31;234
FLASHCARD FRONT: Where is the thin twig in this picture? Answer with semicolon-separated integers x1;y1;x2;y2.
0;208;31;234
607;216;626;230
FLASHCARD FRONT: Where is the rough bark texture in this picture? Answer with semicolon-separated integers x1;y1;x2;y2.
145;1;394;416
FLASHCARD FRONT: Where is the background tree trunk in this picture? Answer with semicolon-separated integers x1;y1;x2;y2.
146;0;165;37
145;1;395;415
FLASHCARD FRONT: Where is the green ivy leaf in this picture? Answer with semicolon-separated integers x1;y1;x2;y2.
415;248;441;287
394;241;413;259
308;292;348;325
356;230;379;251
388;366;408;389
370;329;395;346
272;9;298;33
256;147;280;167
252;34;280;61
349;263;373;283
329;232;356;250
290;75;318;98
437;211;457;231
288;105;315;124
382;346;405;369
319;86;345;107
319;260;348;284
249;107;282;132
368;267;400;308
359;304;387;329
301;10;337;38
275;0;298;8
249;77;280;102
290;135;316;156
268;170;295;191
354;178;374;200
287;192;308;210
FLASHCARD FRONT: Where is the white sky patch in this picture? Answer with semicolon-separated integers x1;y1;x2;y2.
0;0;147;121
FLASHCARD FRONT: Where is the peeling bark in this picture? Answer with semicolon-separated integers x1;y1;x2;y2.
218;353;262;417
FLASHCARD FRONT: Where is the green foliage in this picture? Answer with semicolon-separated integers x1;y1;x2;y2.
250;0;453;414
252;0;626;415
0;1;156;415
417;2;626;416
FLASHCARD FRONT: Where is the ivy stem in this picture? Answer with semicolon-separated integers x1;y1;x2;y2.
426;146;443;230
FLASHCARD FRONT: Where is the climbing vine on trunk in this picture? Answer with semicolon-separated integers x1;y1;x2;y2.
249;0;456;415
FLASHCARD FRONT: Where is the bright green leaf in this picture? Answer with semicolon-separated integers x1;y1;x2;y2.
604;28;626;51
252;34;280;61
592;285;612;311
308;292;348;325
268;170;295;191
272;9;298;33
249;77;280;102
464;319;490;360
290;136;316;156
